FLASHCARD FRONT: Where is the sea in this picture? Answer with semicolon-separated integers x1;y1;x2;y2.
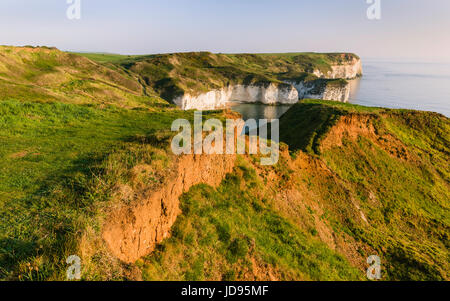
231;60;450;121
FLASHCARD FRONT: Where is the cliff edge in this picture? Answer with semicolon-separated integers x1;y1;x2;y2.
105;52;363;109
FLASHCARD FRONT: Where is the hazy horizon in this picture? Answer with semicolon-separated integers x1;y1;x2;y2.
1;0;450;61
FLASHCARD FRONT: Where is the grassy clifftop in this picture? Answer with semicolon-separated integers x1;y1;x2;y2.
1;98;448;281
0;46;165;108
278;100;449;280
126;101;448;281
135;101;449;281
0;46;447;281
1;47;357;106
78;51;360;100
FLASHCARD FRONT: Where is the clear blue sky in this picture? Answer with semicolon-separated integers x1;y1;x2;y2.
1;0;449;60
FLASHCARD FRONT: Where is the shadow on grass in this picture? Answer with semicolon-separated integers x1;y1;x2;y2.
279;102;344;154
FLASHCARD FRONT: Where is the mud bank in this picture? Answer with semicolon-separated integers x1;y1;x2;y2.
102;153;236;263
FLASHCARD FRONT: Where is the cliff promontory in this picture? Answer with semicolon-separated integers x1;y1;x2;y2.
115;52;362;109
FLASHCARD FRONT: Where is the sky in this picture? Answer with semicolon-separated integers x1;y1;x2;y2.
1;0;450;61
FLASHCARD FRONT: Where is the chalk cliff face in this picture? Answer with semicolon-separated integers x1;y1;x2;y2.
173;83;299;110
313;58;363;79
286;80;351;102
170;58;362;110
283;58;362;102
321;85;351;102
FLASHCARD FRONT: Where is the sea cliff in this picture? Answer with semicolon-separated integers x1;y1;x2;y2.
122;52;363;109
173;83;299;110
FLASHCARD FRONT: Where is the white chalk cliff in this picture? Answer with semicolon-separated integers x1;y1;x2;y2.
285;80;351;103
172;58;362;110
173;83;299;111
286;58;362;102
312;58;363;80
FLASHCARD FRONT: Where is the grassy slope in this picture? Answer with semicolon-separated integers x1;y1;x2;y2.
0;47;365;280
78;51;358;100
0;46;448;281
0;46;179;279
0;46;165;108
140;157;362;281
279;100;449;280
0;99;198;280
138;100;449;281
0;100;362;281
69;53;144;64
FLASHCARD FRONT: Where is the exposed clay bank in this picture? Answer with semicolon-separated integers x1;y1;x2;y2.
102;153;236;263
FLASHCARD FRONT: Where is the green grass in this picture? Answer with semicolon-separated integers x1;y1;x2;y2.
0;99;197;280
279;100;450;280
279;99;391;154
1;97;447;280
0;45;447;281
80;51;360;100
140;158;363;281
72;53;145;64
279;101;343;154
321;137;449;280
0;46;164;108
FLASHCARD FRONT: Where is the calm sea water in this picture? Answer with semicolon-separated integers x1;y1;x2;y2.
349;60;450;117
229;103;292;132
232;60;450;120
230;103;292;122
